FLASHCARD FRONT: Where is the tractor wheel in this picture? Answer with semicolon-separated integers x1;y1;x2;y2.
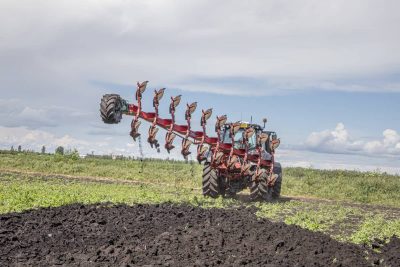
100;94;123;124
249;170;273;201
202;162;223;198
272;162;283;199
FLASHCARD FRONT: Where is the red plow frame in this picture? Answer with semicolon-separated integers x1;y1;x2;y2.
122;81;280;181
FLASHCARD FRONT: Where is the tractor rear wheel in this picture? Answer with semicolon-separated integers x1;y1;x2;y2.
100;94;123;124
249;170;273;201
272;162;282;199
202;162;224;198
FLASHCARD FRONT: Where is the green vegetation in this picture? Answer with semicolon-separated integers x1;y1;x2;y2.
284;168;400;207
350;215;400;244
0;151;202;189
0;173;236;214
1;151;399;207
255;201;400;244
0;151;399;245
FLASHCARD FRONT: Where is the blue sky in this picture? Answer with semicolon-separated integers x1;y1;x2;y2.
0;0;399;173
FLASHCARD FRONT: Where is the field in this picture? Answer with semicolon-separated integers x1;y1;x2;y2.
1;151;400;266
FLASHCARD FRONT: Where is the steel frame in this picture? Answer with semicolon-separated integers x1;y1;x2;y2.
123;81;280;181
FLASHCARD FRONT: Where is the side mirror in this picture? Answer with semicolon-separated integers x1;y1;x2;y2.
262;118;267;129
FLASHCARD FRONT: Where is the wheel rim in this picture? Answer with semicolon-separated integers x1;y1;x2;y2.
114;100;122;121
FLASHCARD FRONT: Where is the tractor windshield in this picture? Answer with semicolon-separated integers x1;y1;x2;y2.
222;128;256;150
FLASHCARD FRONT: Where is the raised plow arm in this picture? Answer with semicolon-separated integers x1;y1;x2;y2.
100;81;280;179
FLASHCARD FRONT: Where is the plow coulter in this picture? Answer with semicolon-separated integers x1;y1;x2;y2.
100;81;282;201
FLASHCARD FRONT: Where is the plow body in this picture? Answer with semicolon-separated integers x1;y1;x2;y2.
100;81;282;200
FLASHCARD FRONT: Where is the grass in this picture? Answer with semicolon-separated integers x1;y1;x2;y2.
0;173;237;214
284;168;400;207
349;215;400;244
0;152;202;189
1;151;400;245
255;200;400;244
1;152;399;207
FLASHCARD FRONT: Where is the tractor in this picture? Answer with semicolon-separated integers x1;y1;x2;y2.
100;81;282;201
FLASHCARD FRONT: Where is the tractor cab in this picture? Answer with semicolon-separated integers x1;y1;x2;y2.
220;122;279;152
220;122;260;150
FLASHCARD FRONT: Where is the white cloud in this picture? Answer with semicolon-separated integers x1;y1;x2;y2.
1;0;400;96
288;161;313;168
0;125;194;159
0;126;89;152
363;129;400;155
0;98;94;129
383;129;400;146
0;126;128;155
305;123;400;156
277;148;400;174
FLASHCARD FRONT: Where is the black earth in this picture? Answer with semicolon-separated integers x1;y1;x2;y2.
0;203;398;267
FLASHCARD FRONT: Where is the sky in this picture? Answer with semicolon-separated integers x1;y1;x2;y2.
0;0;399;173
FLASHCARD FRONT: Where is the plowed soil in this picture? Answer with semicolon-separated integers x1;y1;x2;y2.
0;203;398;267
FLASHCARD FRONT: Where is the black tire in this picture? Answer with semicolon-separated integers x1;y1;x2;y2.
272;162;282;199
249;170;273;201
100;94;123;124
202;162;223;198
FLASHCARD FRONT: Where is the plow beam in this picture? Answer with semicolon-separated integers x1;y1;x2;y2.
118;81;277;167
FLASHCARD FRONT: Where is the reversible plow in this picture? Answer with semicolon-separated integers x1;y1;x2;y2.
100;81;282;200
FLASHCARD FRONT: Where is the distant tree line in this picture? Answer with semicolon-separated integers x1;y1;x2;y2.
2;146;195;164
84;153;191;163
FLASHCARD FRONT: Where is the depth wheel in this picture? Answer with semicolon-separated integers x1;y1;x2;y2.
100;94;123;124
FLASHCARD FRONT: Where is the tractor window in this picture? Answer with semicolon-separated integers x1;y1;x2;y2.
222;128;256;150
233;130;245;149
247;133;256;150
221;129;231;143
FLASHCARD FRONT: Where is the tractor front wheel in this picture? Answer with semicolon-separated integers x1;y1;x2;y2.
100;94;123;124
202;162;224;198
249;170;273;201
